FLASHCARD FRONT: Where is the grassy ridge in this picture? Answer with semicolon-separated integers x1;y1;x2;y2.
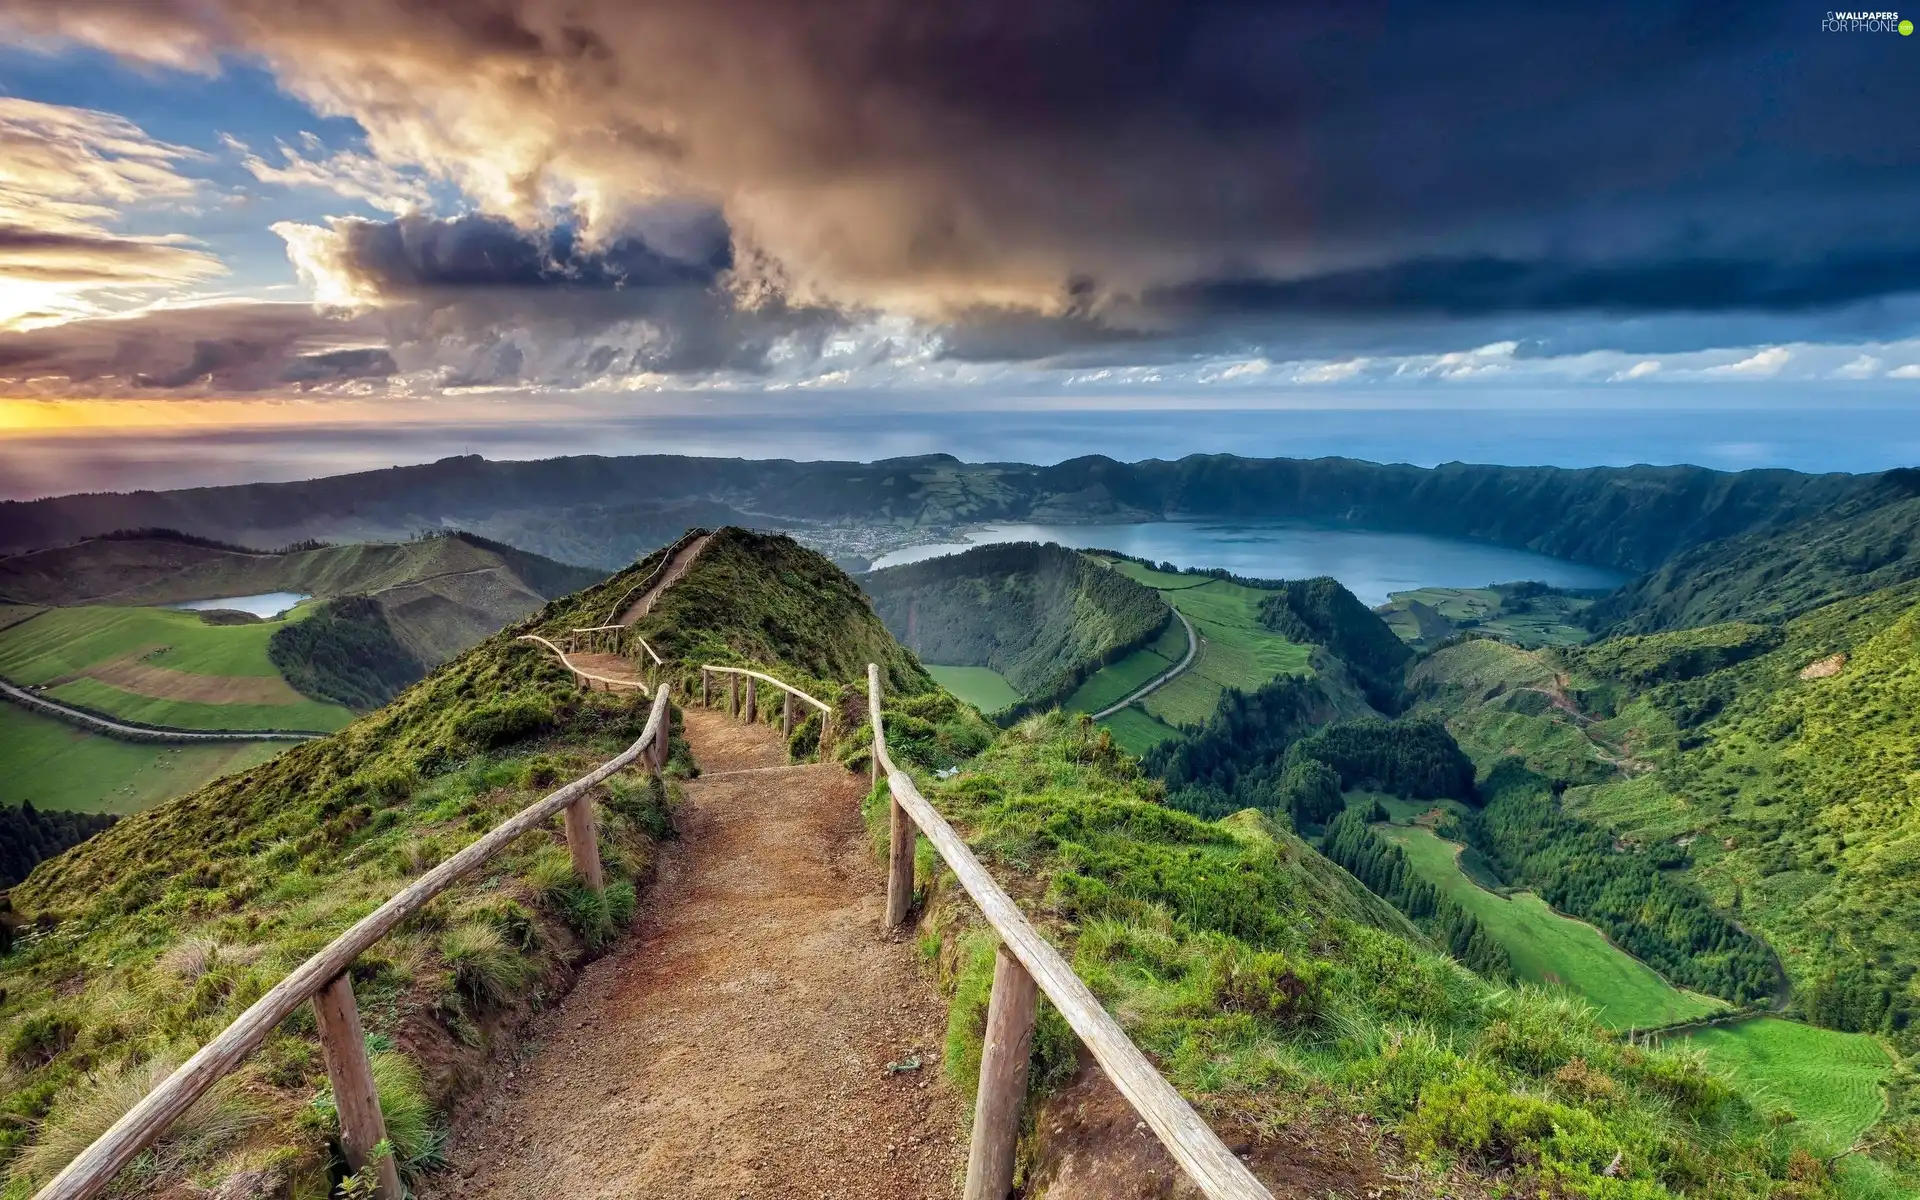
1379;583;1599;650
0;528;934;1197
863;542;1170;712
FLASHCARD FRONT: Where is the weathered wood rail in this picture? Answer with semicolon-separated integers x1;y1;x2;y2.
516;633;653;693
566;624;663;664
34;687;674;1200
697;664;836;752
600;528;707;626
866;663;1272;1200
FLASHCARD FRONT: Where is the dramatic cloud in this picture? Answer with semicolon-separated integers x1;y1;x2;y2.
225;132;435;215
0;302;386;394
5;0;1918;339
0;98;222;328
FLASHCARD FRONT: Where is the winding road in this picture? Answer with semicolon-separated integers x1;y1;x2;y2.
0;677;321;742
1091;609;1199;720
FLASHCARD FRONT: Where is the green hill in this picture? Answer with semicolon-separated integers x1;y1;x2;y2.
1590;469;1920;635
862;542;1171;714
1;527;1910;1198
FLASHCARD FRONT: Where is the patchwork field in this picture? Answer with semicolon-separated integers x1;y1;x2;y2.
925;664;1022;713
1378;820;1725;1029
1378;584;1597;650
0;605;352;732
1069;561;1312;738
1682;1018;1890;1150
0;704;286;814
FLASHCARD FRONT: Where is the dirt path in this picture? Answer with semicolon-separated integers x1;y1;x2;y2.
619;533;712;624
421;706;965;1199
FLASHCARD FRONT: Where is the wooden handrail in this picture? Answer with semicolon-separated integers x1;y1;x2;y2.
35;688;674;1200
867;666;1271;1200
699;665;831;713
565;627;663;665
601;528;706;626
517;635;651;694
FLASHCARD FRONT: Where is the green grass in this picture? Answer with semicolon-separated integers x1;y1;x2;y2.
925;664;1022;714
1378;586;1596;649
1682;1019;1891;1150
1061;644;1178;712
1377;822;1725;1029
0;605;352;732
1065;563;1313;725
1095;704;1182;755
0;705;287;814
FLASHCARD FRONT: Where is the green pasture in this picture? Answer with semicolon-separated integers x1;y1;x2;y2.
926;664;1022;714
43;677;350;733
0;704;287;814
1379;821;1724;1029
0;604;351;732
1065;561;1312;728
1378;586;1595;649
1096;705;1183;756
1682;1019;1890;1150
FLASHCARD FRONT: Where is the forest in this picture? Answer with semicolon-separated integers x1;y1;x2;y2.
1465;761;1780;1004
0;803;117;894
268;595;427;710
1322;802;1511;980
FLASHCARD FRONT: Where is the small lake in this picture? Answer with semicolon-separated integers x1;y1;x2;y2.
165;592;311;619
867;522;1627;606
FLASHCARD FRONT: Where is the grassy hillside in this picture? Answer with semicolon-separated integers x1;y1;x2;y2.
0;606;354;733
1591;470;1920;635
1558;583;1920;1048
902;712;1917;1198
0;527;948;1198
1375;820;1723;1029
0;705;286;814
863;542;1171;713
1379;582;1602;650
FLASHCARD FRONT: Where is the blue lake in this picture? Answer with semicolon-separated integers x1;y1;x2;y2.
165;591;311;619
867;521;1627;606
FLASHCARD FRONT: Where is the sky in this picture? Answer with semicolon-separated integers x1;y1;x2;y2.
2;2;1920;495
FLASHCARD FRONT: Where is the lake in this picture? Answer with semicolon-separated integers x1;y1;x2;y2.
867;521;1626;606
165;592;311;619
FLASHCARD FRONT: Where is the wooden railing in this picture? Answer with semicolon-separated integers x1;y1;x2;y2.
600;528;707;626
517;634;652;694
564;625;662;665
866;664;1272;1200
34;687;675;1200
697;664;835;753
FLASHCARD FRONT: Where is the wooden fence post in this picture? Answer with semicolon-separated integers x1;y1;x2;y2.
563;795;604;892
729;673;740;717
964;946;1039;1200
782;690;794;739
873;664;914;928
744;675;757;723
313;974;403;1200
653;685;671;767
701;668;710;706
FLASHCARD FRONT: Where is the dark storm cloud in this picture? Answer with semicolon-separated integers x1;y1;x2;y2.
7;0;1920;364
0;304;386;393
328;211;731;295
278;346;397;383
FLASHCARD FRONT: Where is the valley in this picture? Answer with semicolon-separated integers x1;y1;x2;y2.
4;453;1920;1198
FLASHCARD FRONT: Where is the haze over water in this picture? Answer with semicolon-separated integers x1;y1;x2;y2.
869;521;1628;606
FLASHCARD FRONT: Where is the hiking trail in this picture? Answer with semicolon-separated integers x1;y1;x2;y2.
419;705;966;1199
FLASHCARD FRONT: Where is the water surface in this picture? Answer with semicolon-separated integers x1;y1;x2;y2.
165;592;311;619
868;521;1625;606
